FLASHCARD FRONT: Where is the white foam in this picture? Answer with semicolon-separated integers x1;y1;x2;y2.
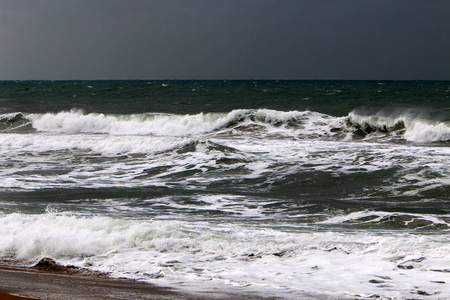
0;133;193;155
319;210;449;228
1;128;449;193
1;213;450;298
0;133;198;189
404;121;450;142
28;110;233;136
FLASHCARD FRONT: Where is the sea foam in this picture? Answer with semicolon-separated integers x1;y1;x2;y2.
1;213;450;299
404;121;450;142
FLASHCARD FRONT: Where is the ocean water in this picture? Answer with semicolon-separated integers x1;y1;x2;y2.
0;80;449;299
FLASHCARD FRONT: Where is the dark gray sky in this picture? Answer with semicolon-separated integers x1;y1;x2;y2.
0;0;449;80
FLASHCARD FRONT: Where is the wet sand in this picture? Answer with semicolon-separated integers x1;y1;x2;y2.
0;265;181;300
0;291;36;300
0;265;285;300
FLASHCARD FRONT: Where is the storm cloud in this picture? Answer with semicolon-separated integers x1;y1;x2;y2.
0;0;449;80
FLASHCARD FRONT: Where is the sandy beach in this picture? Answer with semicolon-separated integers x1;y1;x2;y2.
0;264;289;300
0;264;182;300
0;291;35;300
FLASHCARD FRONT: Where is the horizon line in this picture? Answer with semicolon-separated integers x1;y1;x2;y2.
1;78;449;82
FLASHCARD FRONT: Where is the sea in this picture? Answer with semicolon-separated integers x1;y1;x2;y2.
0;80;449;299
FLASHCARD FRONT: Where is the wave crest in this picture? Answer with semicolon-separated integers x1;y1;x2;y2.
338;111;450;143
27;109;228;136
0;113;32;132
13;108;450;143
26;109;332;137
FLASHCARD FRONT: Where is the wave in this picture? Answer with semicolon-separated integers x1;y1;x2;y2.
22;109;332;137
5;108;450;143
0;113;32;132
336;110;450;143
27;109;230;136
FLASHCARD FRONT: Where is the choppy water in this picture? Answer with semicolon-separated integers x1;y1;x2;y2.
1;80;450;299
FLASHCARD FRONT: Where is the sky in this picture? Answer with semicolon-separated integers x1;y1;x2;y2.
0;0;449;80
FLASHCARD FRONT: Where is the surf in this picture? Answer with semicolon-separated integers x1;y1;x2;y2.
334;108;450;143
21;108;333;138
1;212;450;299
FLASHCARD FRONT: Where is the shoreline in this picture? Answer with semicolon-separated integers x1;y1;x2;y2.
0;264;294;300
0;291;36;300
0;264;181;300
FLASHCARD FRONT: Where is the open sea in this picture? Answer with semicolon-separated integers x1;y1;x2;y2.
0;80;449;299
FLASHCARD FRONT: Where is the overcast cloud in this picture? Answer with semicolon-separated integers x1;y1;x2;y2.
0;0;449;80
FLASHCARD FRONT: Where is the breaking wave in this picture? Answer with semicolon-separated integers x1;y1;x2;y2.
24;109;331;137
4;108;450;143
0;113;32;132
336;110;450;143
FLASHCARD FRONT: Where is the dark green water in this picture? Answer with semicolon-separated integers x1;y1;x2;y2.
1;80;449;116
